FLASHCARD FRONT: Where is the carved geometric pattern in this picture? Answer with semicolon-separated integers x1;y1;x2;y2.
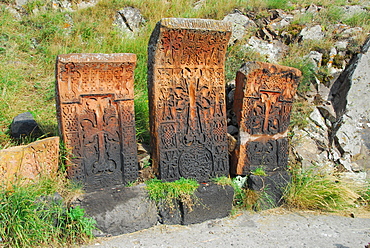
246;138;289;172
0;137;60;188
232;62;301;175
56;53;138;191
148;18;232;182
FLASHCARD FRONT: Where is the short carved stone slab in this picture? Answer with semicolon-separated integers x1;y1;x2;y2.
56;53;138;191
0;137;59;188
232;62;301;175
148;18;232;182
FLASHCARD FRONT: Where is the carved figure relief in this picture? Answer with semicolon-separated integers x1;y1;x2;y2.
232;62;301;175
148;18;232;182
56;53;138;191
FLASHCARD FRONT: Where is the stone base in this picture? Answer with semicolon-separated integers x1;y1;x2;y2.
74;184;157;236
75;183;234;236
157;198;182;225
158;183;234;225
183;183;234;225
247;171;290;210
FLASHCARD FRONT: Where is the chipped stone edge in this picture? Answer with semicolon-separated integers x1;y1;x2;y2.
160;18;232;32
239;130;289;145
57;53;137;63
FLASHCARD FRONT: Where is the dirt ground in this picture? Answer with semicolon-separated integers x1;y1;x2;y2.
83;208;370;248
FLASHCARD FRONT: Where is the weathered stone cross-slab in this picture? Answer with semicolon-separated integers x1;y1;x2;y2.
232;62;301;175
148;18;231;182
56;53;138;191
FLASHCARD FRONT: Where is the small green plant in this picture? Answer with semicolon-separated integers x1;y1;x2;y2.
291;12;314;25
231;176;249;207
225;45;266;82
343;11;370;28
284;167;359;211
212;176;252;209
146;178;199;210
251;167;267;176
212;176;233;186
254;186;277;211
60;206;97;242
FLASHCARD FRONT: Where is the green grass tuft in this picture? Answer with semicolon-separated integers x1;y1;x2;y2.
284;168;360;211
0;176;96;247
146;178;199;202
145;178;199;210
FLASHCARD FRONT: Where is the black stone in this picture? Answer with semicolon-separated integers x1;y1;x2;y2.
157;198;182;225
182;183;234;225
74;184;157;236
247;171;291;210
10;112;41;138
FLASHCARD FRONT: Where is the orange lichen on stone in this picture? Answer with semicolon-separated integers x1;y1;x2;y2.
56;53;138;192
148;18;232;182
0;137;60;188
232;62;301;175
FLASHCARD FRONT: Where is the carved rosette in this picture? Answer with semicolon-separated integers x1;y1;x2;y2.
56;53;138;191
232;62;301;175
148;18;232;182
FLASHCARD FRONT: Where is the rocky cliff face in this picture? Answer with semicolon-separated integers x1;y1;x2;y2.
330;37;370;178
291;38;370;182
222;5;370;181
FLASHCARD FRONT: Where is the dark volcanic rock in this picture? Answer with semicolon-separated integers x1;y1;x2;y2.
182;183;234;225
10;112;41;138
157;198;182;225
247;171;291;210
74;184;157;236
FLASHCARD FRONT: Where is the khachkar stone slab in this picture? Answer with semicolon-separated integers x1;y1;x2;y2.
148;18;232;182
56;53;138;192
0;137;59;188
232;62;301;175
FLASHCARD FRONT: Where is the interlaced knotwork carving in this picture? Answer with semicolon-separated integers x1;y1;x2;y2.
232;62;301;175
148;18;232;182
56;53;138;191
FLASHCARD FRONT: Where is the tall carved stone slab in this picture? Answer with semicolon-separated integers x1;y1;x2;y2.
232;62;301;175
56;53;138;191
148;18;231;182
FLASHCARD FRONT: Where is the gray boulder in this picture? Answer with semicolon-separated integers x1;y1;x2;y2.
300;25;325;40
246;36;289;63
114;7;145;37
223;10;257;45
